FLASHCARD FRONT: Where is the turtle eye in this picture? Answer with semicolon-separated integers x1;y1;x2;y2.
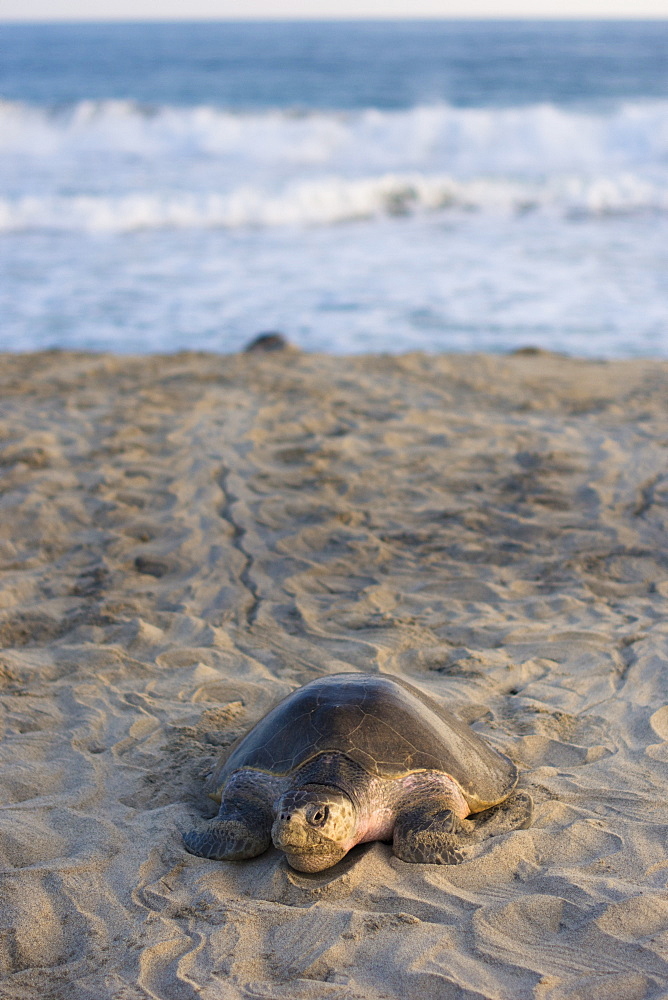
308;805;329;827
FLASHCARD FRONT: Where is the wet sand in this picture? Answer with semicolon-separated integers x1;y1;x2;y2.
1;349;667;999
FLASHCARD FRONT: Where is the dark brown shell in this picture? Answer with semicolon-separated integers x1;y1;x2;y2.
211;672;518;811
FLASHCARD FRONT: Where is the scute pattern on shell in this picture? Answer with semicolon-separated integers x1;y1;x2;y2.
210;673;518;812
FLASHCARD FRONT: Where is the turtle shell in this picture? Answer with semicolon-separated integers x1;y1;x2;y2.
211;672;517;812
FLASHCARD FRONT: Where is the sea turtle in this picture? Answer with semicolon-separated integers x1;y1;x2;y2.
183;672;532;871
244;331;293;353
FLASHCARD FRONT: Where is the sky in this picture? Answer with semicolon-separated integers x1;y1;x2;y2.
1;0;668;19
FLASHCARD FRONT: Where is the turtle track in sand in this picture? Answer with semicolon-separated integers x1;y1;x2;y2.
0;350;668;998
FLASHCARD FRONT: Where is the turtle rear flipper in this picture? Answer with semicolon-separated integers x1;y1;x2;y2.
184;798;272;861
471;789;533;842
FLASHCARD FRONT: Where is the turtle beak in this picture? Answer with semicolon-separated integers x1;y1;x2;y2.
283;847;347;873
271;811;346;870
271;787;355;870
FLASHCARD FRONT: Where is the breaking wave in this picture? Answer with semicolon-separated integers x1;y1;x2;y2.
2;97;668;170
0;172;666;232
1;97;667;230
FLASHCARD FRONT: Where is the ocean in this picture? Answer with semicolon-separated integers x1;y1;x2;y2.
1;19;667;356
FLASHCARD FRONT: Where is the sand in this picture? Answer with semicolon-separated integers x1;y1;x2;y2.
0;348;667;1000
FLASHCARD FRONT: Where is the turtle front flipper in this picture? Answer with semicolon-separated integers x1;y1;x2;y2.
392;799;475;865
183;797;272;861
393;790;534;865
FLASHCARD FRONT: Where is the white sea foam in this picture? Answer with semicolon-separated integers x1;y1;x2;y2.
1;98;666;232
2;97;667;173
2;97;667;355
0;171;666;232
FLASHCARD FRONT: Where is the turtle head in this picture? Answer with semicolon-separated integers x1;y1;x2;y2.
272;784;357;872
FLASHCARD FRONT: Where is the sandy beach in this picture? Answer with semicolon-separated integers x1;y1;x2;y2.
1;347;667;1000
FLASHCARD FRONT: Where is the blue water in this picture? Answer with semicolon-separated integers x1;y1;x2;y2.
3;21;668;109
1;20;668;356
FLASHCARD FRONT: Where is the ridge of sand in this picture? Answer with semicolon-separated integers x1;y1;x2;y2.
0;350;667;999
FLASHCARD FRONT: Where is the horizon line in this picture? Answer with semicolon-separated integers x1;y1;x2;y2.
2;14;668;22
